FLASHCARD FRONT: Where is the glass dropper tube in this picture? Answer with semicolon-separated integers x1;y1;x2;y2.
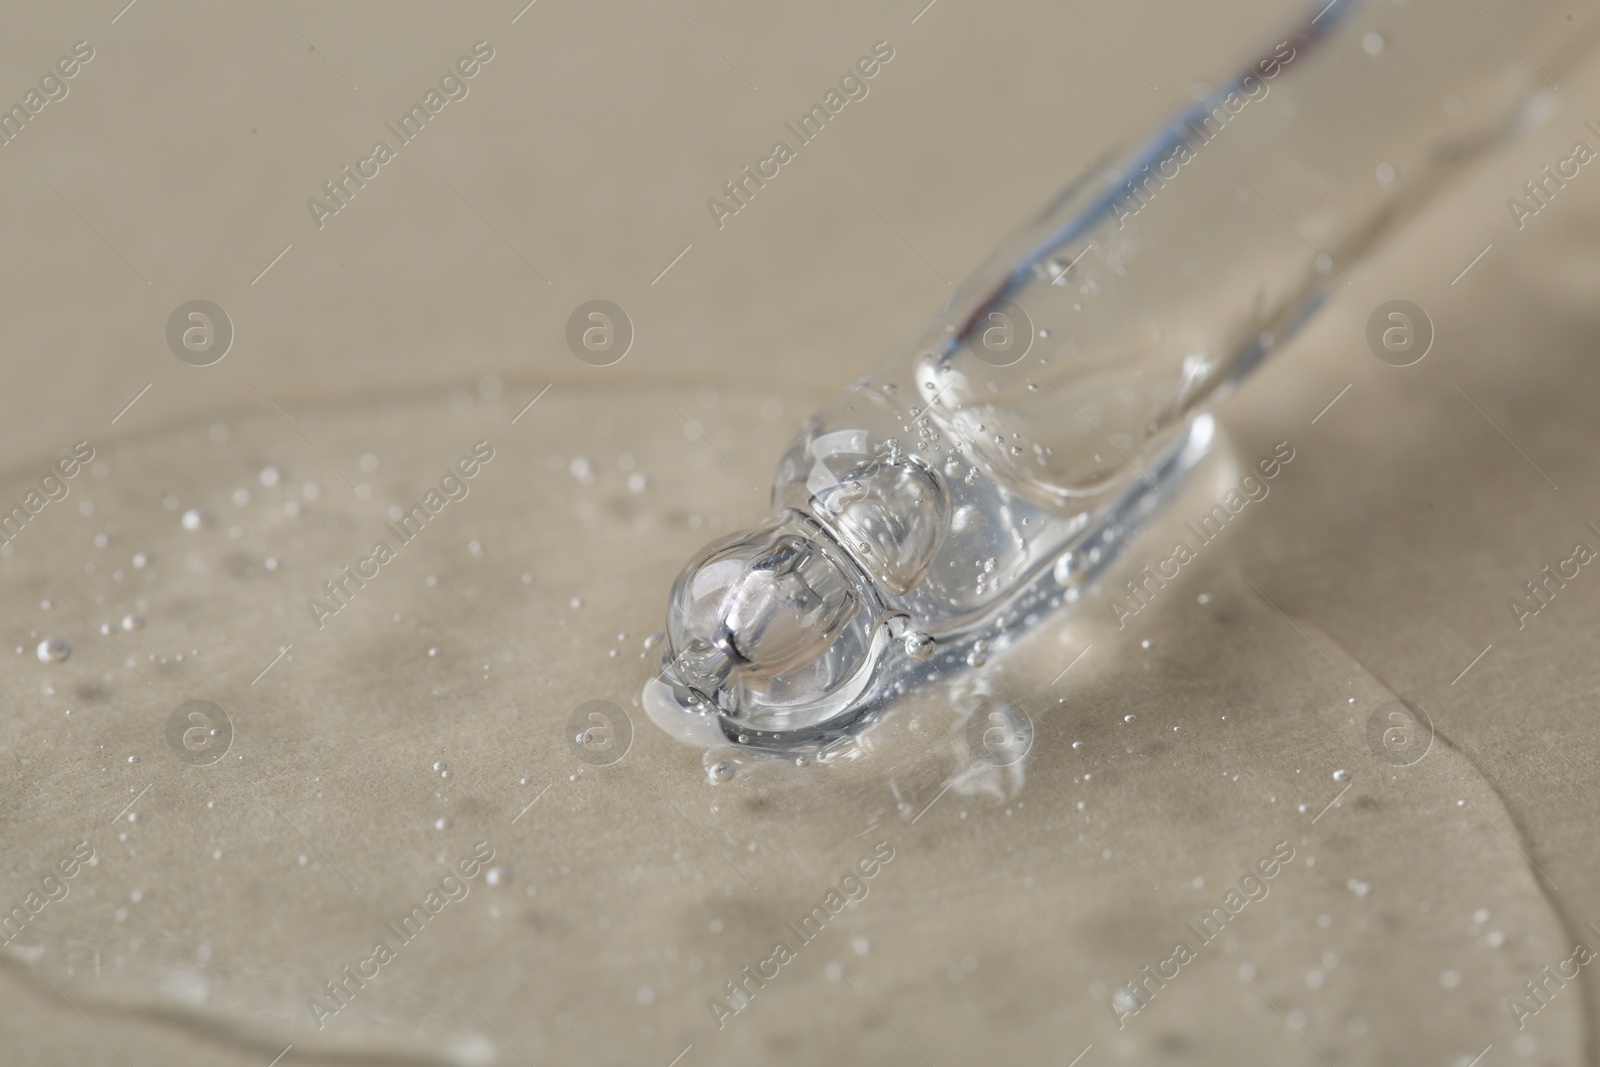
647;0;1600;753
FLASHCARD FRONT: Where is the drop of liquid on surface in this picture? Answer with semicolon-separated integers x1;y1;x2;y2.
120;613;145;631
181;508;213;531
1333;769;1350;782
484;866;512;887
903;632;935;660
36;637;70;663
706;760;736;784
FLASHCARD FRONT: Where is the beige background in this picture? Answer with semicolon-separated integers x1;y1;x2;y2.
1;1;1598;1064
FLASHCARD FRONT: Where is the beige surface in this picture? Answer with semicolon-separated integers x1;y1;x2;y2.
1;2;1599;1065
